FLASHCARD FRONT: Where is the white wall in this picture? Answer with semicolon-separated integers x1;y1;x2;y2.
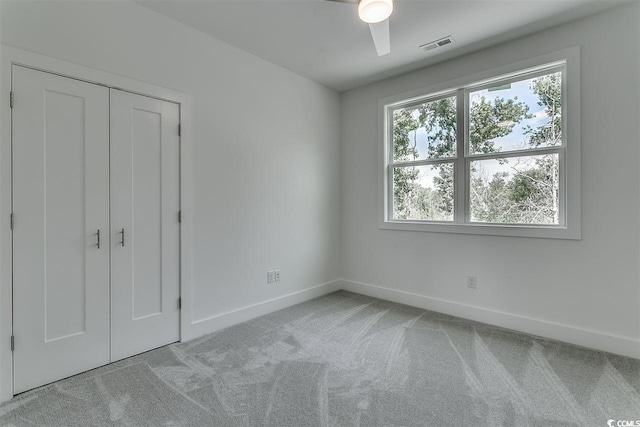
0;1;341;332
341;3;640;356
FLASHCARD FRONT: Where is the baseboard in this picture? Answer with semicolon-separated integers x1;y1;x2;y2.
185;279;343;341
182;278;639;359
339;279;640;359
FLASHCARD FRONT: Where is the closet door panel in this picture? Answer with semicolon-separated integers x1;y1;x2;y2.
110;89;180;361
12;66;110;393
131;107;163;319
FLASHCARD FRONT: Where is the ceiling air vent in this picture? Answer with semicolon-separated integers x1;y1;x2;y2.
420;36;455;52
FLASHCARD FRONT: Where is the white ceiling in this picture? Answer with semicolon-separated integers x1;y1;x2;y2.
137;0;629;91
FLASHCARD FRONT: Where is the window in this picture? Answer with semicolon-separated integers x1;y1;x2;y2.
380;49;580;239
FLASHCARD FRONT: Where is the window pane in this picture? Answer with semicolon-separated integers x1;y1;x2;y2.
393;163;454;221
470;153;560;225
392;96;457;162
469;72;562;155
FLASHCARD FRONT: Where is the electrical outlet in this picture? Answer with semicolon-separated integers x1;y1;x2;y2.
267;271;275;284
274;270;281;282
467;276;477;289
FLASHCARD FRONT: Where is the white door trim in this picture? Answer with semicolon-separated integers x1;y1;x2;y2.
0;44;194;402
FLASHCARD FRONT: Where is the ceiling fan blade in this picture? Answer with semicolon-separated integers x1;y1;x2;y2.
369;19;391;56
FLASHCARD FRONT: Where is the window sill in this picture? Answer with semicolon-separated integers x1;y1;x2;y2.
379;220;581;240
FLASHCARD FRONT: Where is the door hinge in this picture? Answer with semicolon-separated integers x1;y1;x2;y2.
178;124;181;137
9;91;14;109
178;211;181;223
10;335;14;352
10;213;14;230
178;297;182;310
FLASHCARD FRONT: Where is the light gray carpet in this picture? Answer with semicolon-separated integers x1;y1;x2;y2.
1;290;638;426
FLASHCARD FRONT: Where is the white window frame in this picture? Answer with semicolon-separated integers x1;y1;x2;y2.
378;47;581;239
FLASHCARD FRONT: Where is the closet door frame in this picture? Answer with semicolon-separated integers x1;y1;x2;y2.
0;45;194;403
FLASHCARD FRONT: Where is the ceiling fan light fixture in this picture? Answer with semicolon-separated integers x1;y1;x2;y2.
358;0;393;24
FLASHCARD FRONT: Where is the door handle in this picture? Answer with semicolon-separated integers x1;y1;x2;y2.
96;229;101;249
119;228;125;247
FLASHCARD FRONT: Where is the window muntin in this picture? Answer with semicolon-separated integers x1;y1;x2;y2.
386;64;566;228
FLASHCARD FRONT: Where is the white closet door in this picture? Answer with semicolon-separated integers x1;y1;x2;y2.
12;66;111;393
110;89;180;361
